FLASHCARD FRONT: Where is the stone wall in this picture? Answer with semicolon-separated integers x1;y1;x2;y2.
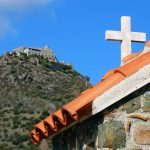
52;83;150;150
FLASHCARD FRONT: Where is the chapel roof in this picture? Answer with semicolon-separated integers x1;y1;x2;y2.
30;41;150;144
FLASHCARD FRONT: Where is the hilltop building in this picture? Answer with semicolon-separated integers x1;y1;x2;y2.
13;45;57;62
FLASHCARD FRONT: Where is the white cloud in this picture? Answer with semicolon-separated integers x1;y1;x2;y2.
0;0;54;12
0;0;59;37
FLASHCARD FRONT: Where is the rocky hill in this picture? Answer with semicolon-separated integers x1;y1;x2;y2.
0;52;91;150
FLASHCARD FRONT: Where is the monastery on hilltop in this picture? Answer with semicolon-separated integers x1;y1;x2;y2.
13;45;57;62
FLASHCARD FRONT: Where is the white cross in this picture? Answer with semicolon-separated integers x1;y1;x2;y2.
105;16;146;64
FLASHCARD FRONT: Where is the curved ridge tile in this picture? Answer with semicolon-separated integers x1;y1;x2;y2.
114;69;127;77
32;128;45;144
31;130;40;144
35;121;47;135
53;109;67;125
52;108;76;125
75;102;92;118
44;115;56;130
102;69;116;81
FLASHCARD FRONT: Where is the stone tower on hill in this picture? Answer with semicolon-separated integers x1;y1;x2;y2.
13;45;57;62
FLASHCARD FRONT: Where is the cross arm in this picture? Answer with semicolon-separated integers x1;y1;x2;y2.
105;30;122;41
131;32;146;42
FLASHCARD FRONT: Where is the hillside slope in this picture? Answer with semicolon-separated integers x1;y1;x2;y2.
0;52;90;150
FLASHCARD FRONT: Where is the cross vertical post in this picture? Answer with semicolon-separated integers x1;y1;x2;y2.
105;16;146;65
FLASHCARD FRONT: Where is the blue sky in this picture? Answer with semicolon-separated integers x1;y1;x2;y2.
0;0;149;84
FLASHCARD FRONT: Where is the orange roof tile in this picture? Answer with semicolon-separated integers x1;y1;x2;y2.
122;51;142;64
30;50;150;144
145;40;150;47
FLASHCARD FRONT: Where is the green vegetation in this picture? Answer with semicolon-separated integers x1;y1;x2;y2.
2;118;9;121
12;133;28;145
0;52;91;149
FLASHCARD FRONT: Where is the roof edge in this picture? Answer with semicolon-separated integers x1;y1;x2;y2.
92;63;150;114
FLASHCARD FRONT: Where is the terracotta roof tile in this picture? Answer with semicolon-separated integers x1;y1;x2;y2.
102;69;116;81
144;40;150;51
145;40;150;47
30;50;150;144
122;51;142;64
44;116;56;130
